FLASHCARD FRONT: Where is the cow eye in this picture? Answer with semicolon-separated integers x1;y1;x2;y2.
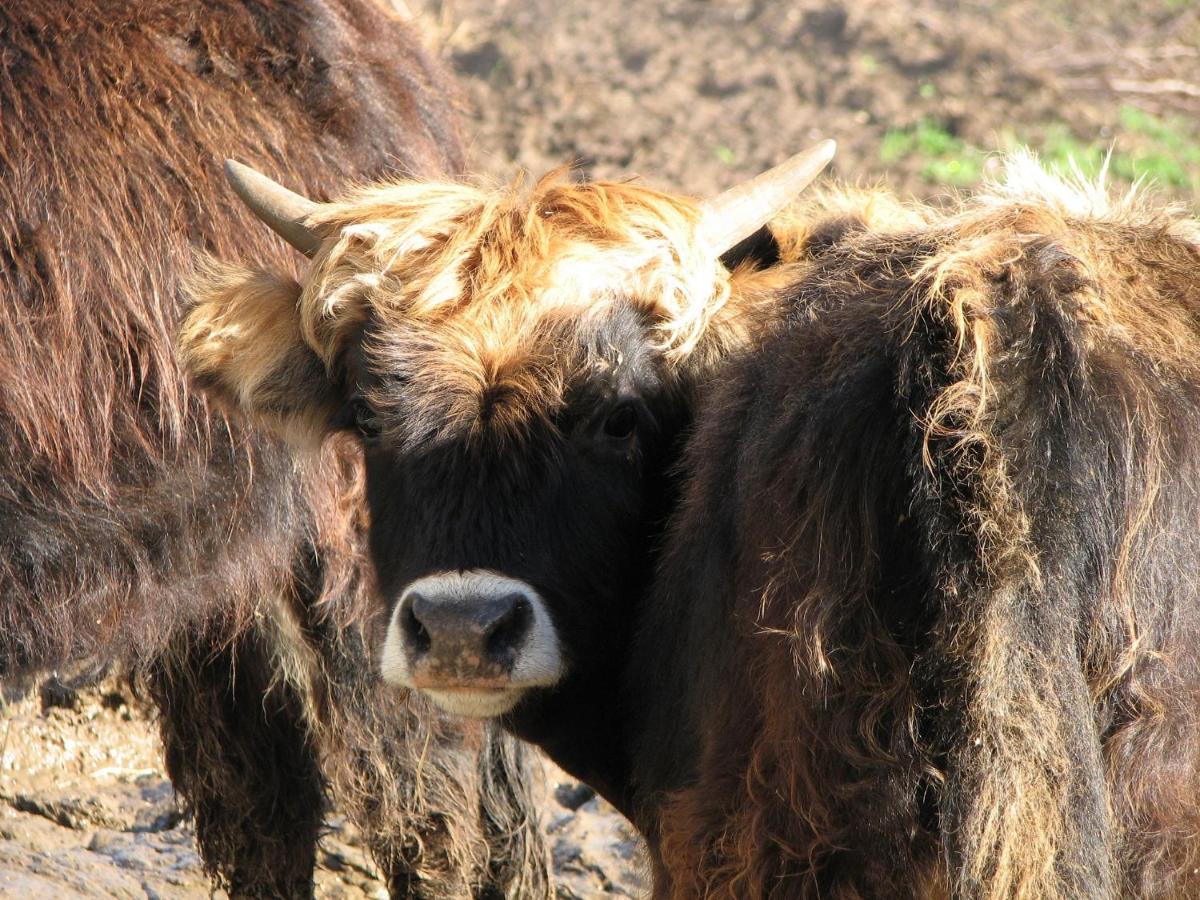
602;403;638;440
351;398;382;439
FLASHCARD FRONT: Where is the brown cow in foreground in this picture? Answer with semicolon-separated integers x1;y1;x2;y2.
185;142;1200;898
0;1;549;896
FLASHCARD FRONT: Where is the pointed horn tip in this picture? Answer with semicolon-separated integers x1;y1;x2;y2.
224;158;249;184
781;139;837;180
813;138;837;168
698;139;838;256
223;159;302;208
220;158;324;258
223;158;261;193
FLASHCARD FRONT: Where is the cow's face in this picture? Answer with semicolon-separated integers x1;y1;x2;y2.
181;145;832;719
183;172;731;717
358;299;686;718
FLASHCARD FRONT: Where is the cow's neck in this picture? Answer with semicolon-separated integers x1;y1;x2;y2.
502;669;639;821
510;404;708;835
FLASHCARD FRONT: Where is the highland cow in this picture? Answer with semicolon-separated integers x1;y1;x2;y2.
184;137;1200;898
179;139;832;874
0;1;548;896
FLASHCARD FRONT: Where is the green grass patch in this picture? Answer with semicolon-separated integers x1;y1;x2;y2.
856;54;879;75
880;106;1200;194
879;120;984;187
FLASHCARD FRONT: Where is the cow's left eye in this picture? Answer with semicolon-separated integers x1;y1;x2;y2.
603;403;638;440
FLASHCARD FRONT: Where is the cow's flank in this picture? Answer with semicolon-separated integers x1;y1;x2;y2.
0;2;548;895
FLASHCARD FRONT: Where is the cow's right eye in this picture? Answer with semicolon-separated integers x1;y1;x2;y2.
351;398;382;439
603;403;639;440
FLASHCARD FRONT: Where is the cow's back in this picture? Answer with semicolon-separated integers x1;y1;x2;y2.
0;0;464;673
648;170;1200;897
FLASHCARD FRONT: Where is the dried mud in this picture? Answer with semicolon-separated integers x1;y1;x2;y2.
0;679;645;898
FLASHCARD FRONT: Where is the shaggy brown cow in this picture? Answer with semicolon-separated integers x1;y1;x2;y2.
184;142;1200;898
0;1;548;896
179;138;830;863
632;163;1200;898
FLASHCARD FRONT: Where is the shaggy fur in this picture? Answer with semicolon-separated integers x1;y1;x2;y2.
184;142;1200;898
182;165;794;813
643;158;1200;898
0;1;548;895
182;170;756;444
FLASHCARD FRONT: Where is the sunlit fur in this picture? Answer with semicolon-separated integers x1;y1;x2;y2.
647;155;1200;898
183;169;792;444
1;1;548;896
183;148;1200;899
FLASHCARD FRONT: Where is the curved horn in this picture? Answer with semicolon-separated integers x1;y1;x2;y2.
698;139;836;256
224;159;324;257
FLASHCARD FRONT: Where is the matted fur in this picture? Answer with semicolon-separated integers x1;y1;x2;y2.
647;156;1200;898
181;170;773;447
1;1;548;895
183;141;1200;898
0;0;462;671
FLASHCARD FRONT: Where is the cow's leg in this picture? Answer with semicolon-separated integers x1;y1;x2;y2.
368;724;548;900
144;617;324;899
144;549;550;898
1098;662;1200;896
935;598;1118;900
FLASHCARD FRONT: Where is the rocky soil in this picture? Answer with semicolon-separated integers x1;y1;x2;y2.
2;0;1197;897
0;678;646;898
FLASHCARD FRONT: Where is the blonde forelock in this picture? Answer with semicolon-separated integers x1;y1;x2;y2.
296;170;729;366
284;169;731;445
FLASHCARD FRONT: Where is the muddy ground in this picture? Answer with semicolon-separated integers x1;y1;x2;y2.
2;1;1198;897
0;678;644;898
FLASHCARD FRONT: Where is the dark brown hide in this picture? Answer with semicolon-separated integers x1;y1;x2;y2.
0;1;548;895
180;101;1200;893
641;179;1200;898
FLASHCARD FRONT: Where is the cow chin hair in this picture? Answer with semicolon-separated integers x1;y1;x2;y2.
426;688;526;718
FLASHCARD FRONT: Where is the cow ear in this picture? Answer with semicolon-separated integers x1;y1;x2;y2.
180;261;342;447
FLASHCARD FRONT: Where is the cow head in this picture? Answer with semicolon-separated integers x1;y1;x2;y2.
181;145;833;728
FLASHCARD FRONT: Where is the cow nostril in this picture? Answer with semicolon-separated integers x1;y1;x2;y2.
485;593;532;663
402;594;432;655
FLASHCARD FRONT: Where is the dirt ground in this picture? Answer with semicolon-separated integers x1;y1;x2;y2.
429;0;1199;200
0;679;220;900
0;678;645;898
2;0;1198;897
